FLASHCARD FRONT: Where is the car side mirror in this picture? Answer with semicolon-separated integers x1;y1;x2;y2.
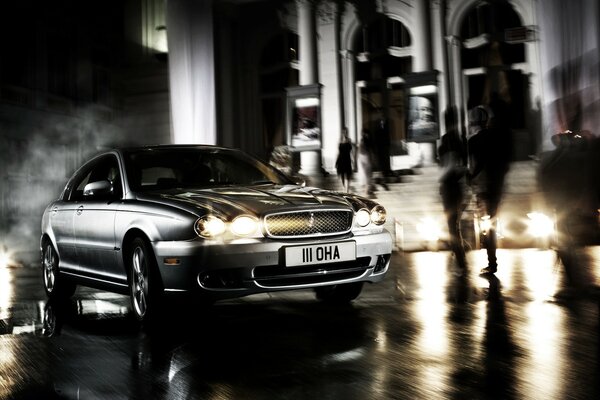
83;180;114;198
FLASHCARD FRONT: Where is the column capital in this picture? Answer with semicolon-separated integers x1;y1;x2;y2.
317;1;335;24
445;35;462;47
339;49;354;59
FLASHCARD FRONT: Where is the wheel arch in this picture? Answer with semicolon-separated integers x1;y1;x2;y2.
121;228;164;289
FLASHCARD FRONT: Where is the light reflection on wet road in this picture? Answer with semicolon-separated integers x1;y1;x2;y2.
1;248;599;399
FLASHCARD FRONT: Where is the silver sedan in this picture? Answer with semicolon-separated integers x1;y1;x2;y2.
41;145;393;321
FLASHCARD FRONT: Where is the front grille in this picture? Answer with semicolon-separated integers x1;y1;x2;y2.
264;210;353;238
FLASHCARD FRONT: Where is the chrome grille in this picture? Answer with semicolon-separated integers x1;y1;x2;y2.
264;210;353;238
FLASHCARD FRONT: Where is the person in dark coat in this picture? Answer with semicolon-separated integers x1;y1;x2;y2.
335;127;354;192
439;107;468;273
467;98;512;275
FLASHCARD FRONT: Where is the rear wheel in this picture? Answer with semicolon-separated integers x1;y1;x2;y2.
127;237;162;322
314;282;364;303
42;242;76;299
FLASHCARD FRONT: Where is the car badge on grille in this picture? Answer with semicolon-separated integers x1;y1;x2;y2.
307;212;315;228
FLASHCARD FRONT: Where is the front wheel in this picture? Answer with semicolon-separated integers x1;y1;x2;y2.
127;237;162;322
314;282;364;304
42;242;76;299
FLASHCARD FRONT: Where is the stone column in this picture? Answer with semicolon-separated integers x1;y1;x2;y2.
410;0;435;165
447;35;463;116
297;0;322;176
413;0;433;72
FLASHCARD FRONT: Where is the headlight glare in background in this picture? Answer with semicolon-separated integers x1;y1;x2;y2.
355;208;371;227
231;215;259;236
195;215;226;238
416;217;442;242
479;215;492;234
370;205;387;225
527;212;554;237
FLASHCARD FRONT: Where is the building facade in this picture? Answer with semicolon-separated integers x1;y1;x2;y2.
1;0;599;260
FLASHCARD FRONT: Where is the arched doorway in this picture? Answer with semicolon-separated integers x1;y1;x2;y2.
353;14;412;171
259;31;299;158
459;0;534;160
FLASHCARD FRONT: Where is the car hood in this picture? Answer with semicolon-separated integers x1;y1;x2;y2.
135;185;372;218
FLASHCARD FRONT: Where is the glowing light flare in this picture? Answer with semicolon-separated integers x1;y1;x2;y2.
479;215;492;234
0;247;14;269
526;212;555;238
416;217;443;242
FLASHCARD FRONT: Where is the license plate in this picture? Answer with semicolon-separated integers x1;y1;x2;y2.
285;241;355;267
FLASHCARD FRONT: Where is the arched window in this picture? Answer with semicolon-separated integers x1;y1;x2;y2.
353;15;412;81
460;1;525;69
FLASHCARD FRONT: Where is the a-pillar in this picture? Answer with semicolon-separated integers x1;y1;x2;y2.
297;0;323;176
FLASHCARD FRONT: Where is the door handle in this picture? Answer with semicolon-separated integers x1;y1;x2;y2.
76;205;84;215
52;206;59;214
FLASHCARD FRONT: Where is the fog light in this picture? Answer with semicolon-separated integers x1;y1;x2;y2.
163;258;180;265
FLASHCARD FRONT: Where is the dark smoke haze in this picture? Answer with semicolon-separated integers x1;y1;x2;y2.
0;110;142;266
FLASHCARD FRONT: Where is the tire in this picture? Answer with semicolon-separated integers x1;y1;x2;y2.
127;237;162;322
315;282;364;304
42;242;76;299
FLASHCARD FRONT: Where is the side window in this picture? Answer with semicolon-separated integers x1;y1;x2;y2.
68;155;123;201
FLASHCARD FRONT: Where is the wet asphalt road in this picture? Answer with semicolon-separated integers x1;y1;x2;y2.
1;247;600;400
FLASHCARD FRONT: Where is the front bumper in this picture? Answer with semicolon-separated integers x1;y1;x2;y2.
151;230;393;299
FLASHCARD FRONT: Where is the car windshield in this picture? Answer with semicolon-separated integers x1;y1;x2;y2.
123;148;292;191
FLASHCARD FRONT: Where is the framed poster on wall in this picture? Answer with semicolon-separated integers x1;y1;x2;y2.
404;71;440;143
286;84;322;152
407;87;439;142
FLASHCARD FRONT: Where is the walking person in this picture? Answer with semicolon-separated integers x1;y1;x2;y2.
335;127;354;192
438;107;468;274
357;129;374;196
467;98;512;275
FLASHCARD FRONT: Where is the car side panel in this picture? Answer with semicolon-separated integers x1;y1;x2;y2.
73;200;121;283
46;201;78;272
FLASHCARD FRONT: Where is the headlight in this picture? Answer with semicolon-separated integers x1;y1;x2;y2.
355;208;371;227
370;205;386;225
231;215;259;236
195;215;226;238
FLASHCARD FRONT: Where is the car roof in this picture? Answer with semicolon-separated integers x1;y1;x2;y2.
117;144;234;153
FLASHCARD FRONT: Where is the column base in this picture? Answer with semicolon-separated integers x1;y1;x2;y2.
298;150;323;176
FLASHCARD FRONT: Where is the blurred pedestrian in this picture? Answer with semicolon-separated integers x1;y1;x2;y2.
375;118;392;176
335;127;354;193
357;129;374;196
467;98;511;275
439;106;468;274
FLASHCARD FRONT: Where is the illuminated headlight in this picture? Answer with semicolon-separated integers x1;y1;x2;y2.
195;215;226;238
355;208;371;227
527;212;554;237
231;215;259;236
370;205;386;225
